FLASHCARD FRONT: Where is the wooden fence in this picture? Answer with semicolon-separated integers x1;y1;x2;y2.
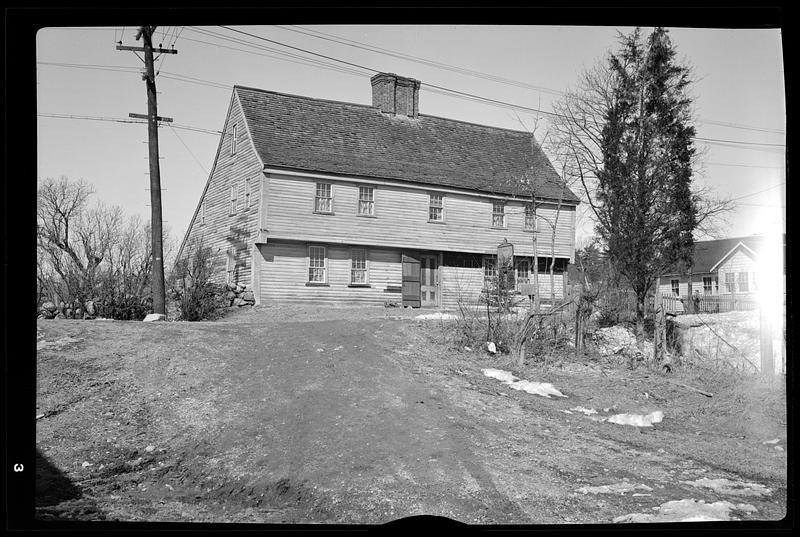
660;293;759;315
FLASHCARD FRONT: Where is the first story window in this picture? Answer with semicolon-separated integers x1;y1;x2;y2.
358;186;375;216
483;257;496;284
308;246;327;283
429;194;444;221
492;201;506;228
516;259;530;285
671;279;680;296
738;271;749;293
226;249;236;284
724;272;736;293
351;248;368;284
703;276;713;295
244;178;251;209
315;183;333;213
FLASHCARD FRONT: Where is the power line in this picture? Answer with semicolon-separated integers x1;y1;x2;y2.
278;24;786;136
37;113;221;135
707;162;784;169
696;136;784;148
168;124;210;174
729;182;786;202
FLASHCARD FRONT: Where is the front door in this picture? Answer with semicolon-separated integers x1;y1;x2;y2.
420;254;439;307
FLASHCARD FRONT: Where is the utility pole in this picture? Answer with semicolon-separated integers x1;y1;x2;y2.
117;26;177;319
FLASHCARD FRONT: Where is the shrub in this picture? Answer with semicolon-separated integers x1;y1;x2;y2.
169;245;225;321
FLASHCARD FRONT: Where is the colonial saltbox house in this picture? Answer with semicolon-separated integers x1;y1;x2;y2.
176;73;580;308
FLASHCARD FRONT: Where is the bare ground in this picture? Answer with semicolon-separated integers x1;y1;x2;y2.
35;305;787;524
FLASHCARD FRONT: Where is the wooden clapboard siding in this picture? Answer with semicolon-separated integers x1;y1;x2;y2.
264;172;576;260
717;250;758;295
440;265;484;310
658;273;716;297
179;92;263;286
257;241;402;304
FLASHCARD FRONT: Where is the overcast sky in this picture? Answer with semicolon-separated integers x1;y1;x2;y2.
36;25;786;248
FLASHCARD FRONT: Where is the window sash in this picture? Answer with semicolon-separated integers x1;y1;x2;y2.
738;272;749;293
492;202;506;228
703;277;713;294
230;185;237;215
351;248;368;284
524;204;535;231
358;187;374;215
484;257;496;282
315;183;332;213
308;246;327;282
429;194;443;221
516;260;530;285
244;179;251;209
671;279;680;296
724;272;735;293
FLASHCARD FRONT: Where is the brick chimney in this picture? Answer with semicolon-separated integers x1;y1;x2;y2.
371;73;420;118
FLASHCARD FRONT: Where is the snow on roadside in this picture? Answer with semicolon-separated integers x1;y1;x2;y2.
680;477;771;497
578;482;653;495
414;312;458;320
607;410;664;427
481;368;567;398
613;499;757;523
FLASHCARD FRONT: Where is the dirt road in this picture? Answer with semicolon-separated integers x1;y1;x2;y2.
35;307;787;524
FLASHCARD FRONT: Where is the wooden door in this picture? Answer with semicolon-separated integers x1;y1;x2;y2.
402;252;421;308
420;254;439;307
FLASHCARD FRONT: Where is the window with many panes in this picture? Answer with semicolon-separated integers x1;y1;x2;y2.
738;272;749;293
484;257;496;284
308;246;327;283
703;276;713;295
429;194;443;221
315;183;332;213
229;185;237;215
724;272;736;293
492;201;506;228
524;204;536;231
351;248;368;284
358;186;374;216
671;279;680;296
516;259;530;285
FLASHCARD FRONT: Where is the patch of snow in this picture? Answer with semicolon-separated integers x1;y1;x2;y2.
578;482;652;495
481;368;566;398
486;341;497;354
414;312;458;320
680;477;771;497
507;379;566;398
613;499;758;523
482;368;519;383
570;406;598;415
607;410;664;427
762;438;781;445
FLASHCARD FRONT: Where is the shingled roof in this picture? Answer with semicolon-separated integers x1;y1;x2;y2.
234;85;580;203
663;235;773;275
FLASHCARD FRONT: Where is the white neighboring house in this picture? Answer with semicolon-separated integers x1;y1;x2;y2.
657;235;785;300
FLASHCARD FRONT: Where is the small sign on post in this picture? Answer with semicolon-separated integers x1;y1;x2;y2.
497;239;514;270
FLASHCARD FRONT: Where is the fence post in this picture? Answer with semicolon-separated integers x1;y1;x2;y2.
653;292;665;364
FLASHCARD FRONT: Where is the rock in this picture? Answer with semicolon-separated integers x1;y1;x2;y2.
82;461;92;468
242;290;255;302
225;291;236;300
41;301;58;312
225;282;237;291
145;445;156;453
775;446;784;452
84;300;96;315
235;284;245;293
56;313;65;319
486;342;497;354
233;298;246;307
143;313;166;322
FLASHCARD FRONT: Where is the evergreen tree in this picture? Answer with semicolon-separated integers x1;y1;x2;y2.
594;28;697;337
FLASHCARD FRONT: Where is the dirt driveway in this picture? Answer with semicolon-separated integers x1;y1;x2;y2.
35;305;787;524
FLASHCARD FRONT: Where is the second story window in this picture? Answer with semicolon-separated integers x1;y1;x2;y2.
315;183;333;213
229;185;237;215
358;186;374;216
524;203;536;231
492;201;506;228
231;124;238;155
429;194;443;221
244;178;251;209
